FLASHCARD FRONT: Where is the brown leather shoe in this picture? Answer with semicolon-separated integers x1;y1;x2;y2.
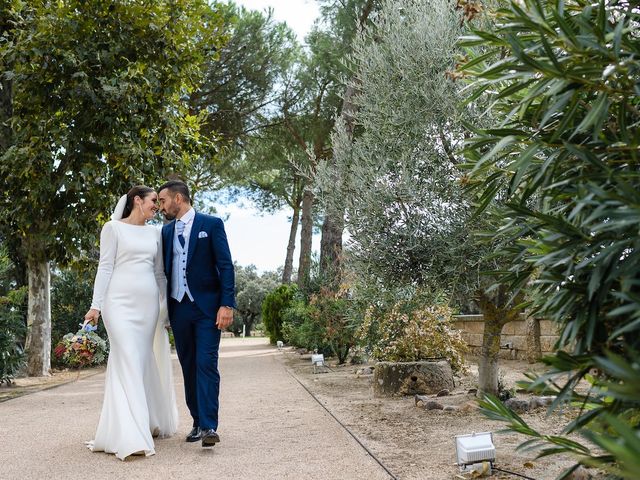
186;426;202;442
201;429;220;447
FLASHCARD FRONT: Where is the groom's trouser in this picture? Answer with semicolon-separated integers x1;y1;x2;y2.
169;297;222;431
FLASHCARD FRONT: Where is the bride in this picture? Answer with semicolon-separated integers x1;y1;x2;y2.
83;185;178;460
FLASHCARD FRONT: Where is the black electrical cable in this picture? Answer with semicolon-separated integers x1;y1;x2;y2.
493;465;538;480
287;369;399;480
287;362;539;480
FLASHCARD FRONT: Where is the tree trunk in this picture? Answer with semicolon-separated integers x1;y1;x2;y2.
318;2;376;289
25;258;51;377
297;187;314;290
282;204;301;284
525;315;542;364
243;313;257;337
477;317;503;398
319;212;344;290
320;0;374;291
320;82;358;291
475;289;514;398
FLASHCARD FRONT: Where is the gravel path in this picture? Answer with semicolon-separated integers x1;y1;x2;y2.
0;337;391;480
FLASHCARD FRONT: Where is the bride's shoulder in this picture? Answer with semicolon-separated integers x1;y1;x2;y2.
103;219;125;230
98;220;119;239
148;224;163;236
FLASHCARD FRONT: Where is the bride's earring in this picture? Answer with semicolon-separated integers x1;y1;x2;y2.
138;203;145;218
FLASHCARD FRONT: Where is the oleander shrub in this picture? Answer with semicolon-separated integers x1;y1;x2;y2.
308;290;355;364
461;0;640;476
262;283;298;344
281;295;320;350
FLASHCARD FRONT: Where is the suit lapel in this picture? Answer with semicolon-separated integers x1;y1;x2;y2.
187;213;203;267
164;220;175;277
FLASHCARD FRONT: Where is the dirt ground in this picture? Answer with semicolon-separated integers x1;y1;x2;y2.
0;366;105;402
285;351;592;480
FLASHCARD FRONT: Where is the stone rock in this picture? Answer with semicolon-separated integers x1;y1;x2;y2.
355;366;374;376
528;395;556;410
296;348;308;355
373;360;454;397
458;401;479;413
504;398;530;414
443;405;457;412
538;395;555;406
566;466;592;480
425;401;444;410
467;388;478;395
436;389;450;397
414;394;430;407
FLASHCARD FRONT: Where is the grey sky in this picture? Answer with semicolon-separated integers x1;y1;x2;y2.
234;0;320;42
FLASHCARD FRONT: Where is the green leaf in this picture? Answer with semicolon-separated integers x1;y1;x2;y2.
472;135;518;173
571;92;610;138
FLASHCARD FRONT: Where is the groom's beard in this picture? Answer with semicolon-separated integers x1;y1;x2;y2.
162;212;176;221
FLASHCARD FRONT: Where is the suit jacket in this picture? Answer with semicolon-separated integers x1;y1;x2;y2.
162;212;236;316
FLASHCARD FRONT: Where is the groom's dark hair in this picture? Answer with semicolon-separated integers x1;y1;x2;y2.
158;180;191;204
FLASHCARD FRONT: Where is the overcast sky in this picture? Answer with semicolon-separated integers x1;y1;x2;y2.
234;0;320;42
217;1;321;273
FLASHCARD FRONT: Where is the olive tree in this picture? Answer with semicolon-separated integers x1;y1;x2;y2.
318;0;518;395
232;265;279;337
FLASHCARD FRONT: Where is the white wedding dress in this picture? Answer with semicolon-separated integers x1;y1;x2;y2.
87;220;178;460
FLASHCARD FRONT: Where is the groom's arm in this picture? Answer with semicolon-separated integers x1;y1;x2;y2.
210;216;236;309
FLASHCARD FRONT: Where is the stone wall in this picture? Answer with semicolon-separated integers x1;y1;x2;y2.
452;315;559;361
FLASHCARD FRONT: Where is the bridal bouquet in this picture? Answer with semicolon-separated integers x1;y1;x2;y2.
53;323;108;368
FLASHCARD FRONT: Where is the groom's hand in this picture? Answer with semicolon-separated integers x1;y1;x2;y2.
216;306;233;330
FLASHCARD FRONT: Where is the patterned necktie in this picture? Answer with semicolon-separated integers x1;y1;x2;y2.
176;220;186;248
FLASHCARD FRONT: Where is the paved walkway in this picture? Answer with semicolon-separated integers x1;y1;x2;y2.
0;337;390;479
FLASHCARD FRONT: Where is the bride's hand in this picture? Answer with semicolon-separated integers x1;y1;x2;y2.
83;309;100;327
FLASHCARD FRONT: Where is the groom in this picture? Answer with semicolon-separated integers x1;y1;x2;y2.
157;180;236;447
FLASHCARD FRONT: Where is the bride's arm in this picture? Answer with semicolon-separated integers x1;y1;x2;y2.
154;228;168;296
154;228;169;326
88;221;117;314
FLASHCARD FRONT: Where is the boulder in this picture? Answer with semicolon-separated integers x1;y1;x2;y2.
567;466;592;480
355;366;374;376
528;395;555;410
458;401;479;413
504;398;530;414
426;401;445;410
373;360;454;397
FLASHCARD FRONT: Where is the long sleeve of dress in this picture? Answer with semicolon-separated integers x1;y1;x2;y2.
154;228;169;326
154;228;167;302
90;221;117;311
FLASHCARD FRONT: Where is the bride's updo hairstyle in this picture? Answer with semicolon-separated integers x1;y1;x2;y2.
122;185;155;219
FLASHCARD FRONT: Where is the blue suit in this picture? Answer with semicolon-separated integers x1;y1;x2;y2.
162;212;235;431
